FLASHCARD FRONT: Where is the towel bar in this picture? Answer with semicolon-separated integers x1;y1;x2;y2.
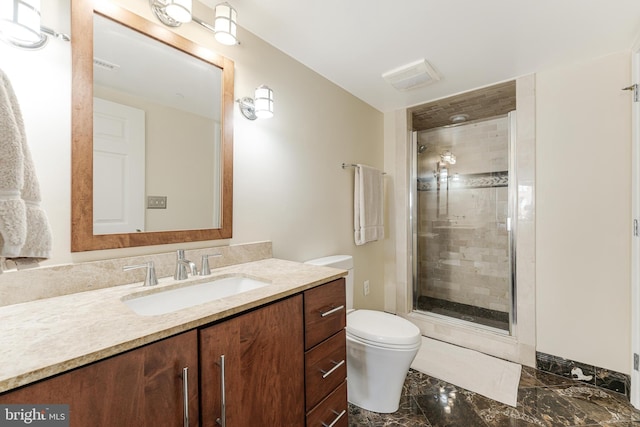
341;163;386;174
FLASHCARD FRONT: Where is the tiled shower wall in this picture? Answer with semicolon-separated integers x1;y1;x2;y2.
416;116;511;312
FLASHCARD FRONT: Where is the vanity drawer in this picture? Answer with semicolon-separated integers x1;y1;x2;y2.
304;278;346;350
306;381;348;427
305;329;346;411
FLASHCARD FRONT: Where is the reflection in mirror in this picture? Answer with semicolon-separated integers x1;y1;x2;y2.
71;0;234;252
93;14;222;235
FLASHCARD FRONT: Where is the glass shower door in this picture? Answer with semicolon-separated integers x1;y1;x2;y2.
412;114;514;333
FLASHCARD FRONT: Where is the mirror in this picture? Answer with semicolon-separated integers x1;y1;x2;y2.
71;0;234;251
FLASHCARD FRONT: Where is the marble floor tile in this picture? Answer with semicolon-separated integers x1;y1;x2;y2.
348;396;431;426
348;369;640;427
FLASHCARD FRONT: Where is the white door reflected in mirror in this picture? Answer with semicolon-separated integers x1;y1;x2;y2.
93;97;146;235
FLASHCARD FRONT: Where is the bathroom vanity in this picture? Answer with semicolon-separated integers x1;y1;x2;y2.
303;279;348;427
0;258;347;427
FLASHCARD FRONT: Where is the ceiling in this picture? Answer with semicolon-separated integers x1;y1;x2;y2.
202;0;640;113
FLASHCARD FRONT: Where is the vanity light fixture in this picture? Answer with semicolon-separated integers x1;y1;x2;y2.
165;0;192;23
149;0;191;25
149;0;239;45
237;85;274;120
212;2;237;46
0;0;70;49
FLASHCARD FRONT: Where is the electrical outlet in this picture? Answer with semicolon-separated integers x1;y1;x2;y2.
364;280;370;296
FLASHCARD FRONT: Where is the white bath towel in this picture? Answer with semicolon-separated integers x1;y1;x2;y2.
0;69;52;262
354;164;384;245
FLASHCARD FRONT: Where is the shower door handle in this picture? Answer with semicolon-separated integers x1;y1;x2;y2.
506;217;511;232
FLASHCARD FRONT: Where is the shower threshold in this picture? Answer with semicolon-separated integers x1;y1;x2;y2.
416;296;509;331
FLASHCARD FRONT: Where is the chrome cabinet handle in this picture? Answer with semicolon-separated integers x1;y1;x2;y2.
320;359;345;379
182;367;189;427
320;305;344;317
322;409;346;427
215;355;226;427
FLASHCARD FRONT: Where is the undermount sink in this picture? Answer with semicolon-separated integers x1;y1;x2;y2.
123;276;270;316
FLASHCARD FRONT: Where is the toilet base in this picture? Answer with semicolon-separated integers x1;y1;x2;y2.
346;334;420;414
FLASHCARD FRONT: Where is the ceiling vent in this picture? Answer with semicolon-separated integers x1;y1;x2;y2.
93;57;120;71
382;59;440;92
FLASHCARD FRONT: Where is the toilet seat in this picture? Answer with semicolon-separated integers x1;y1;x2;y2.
347;310;421;349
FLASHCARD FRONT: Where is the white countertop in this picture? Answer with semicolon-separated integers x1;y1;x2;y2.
0;258;346;393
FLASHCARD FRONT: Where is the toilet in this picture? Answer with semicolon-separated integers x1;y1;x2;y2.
305;255;422;413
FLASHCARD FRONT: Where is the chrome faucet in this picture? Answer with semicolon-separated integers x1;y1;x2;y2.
174;249;198;280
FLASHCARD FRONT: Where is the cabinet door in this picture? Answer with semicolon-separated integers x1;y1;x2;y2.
140;330;199;426
0;330;199;426
200;295;305;427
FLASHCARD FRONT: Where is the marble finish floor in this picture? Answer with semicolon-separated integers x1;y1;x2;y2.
348;367;640;426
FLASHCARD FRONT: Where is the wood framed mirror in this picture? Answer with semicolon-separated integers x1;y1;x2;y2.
71;0;233;252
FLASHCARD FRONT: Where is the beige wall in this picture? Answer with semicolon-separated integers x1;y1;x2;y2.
536;51;632;374
0;0;385;310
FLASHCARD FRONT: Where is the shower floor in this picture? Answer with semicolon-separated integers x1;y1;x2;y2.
416;296;509;331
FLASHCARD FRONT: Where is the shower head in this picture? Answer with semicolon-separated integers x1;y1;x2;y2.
417;144;428;154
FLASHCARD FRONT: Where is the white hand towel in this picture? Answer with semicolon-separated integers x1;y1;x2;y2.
0;69;52;262
354;164;384;245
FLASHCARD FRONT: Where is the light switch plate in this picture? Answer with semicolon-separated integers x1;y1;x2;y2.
147;196;167;209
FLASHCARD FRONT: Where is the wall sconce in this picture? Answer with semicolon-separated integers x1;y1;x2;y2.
149;0;239;46
237;85;274;120
0;0;70;49
212;3;237;46
165;0;192;23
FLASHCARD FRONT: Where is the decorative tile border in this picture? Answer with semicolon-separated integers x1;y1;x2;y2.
536;351;630;399
418;171;509;191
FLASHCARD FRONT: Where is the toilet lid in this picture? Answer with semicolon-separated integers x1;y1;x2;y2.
347;310;421;347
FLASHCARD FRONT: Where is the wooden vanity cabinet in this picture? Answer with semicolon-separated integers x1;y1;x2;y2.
199;294;305;427
303;278;348;427
0;330;199;426
0;278;346;427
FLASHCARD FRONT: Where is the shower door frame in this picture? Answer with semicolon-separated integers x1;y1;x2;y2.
395;76;536;366
630;44;640;410
410;112;518;336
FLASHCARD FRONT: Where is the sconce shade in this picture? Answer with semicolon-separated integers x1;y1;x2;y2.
214;2;237;46
165;0;192;23
237;85;274;120
254;85;274;119
0;0;43;46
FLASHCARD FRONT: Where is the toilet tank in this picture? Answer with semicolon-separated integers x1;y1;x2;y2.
304;255;353;310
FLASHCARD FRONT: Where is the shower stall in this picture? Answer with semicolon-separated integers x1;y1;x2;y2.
411;86;517;334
